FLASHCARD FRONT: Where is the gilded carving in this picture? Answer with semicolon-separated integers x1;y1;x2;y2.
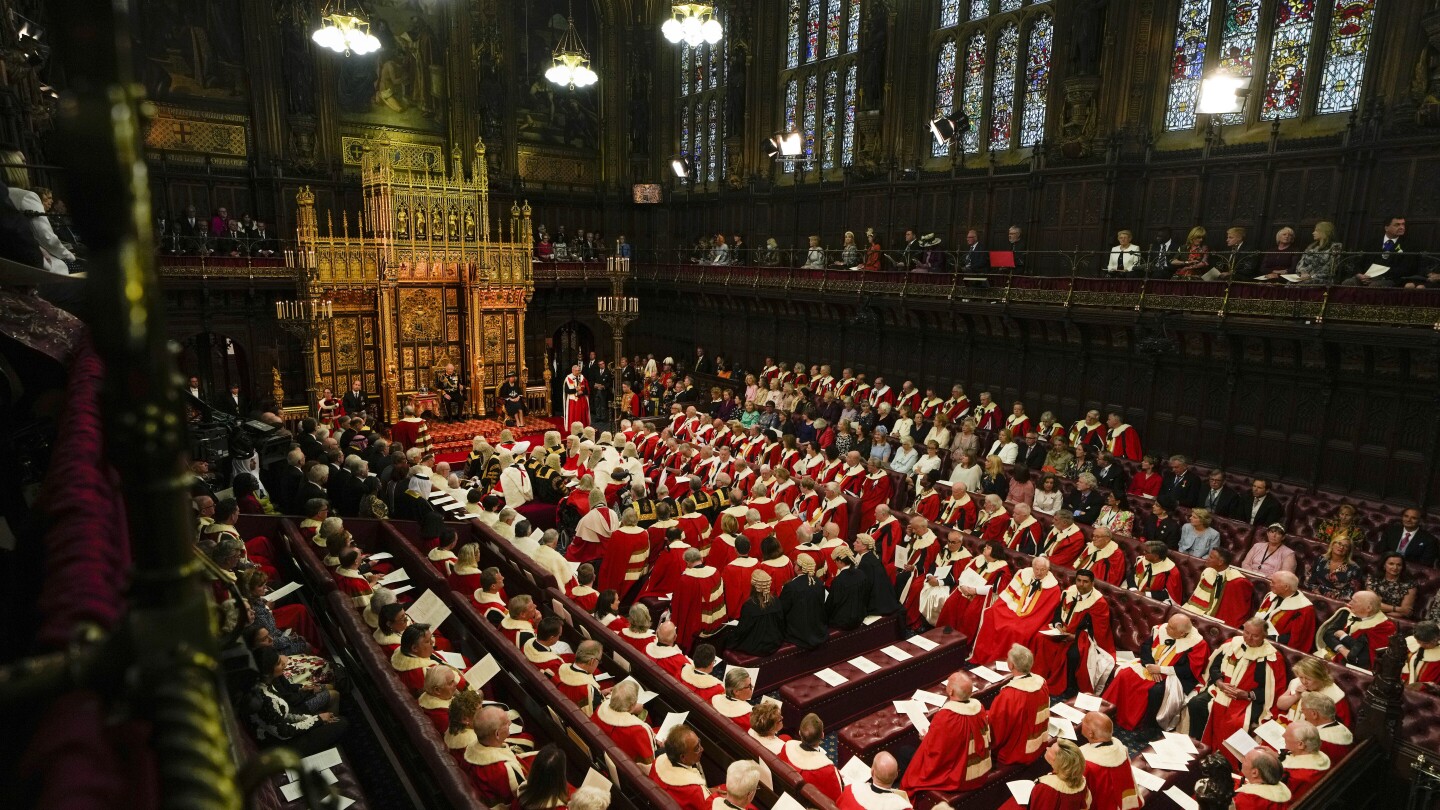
399;288;445;340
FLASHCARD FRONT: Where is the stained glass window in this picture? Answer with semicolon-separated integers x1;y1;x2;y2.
680;106;691;162
681;46;691;97
1260;0;1314;119
970;0;989;19
999;0;1022;10
1316;0;1374;114
679;13;727;188
807;0;821;62
822;70;840;169
941;0;961;28
787;0;802;69
933;39;959;157
1212;0;1260;125
826;0;842;59
1020;14;1052;146
843;64;858;165
785;79;799;173
708;99;719;182
1164;0;1212;130
847;0;860;52
960;30;986;153
990;22;1019;145
803;74;819;163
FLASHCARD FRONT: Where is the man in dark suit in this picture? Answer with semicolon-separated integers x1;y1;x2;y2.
1229;478;1285;527
1207;226;1261;281
296;418;325;462
1021;432;1047;470
1147;227;1178;279
176;204;208;254
589;359;614;423
1376;508;1439;566
1093;453;1129;495
329;455;368;517
693;346;715;375
341;378;369;418
1160;455;1204;508
1063;474;1105;524
1343;215;1413;288
1199;470;1240;516
900;228;922;270
271;447;306;515
1003;225;1026;274
961;228;989;273
214;383;245;418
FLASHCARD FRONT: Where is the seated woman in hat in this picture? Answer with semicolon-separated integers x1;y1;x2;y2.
913;234;948;273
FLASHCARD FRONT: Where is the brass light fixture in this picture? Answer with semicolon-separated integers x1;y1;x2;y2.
546;1;598;89
662;3;723;47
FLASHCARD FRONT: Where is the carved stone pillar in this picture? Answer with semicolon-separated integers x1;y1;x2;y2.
1059;76;1102;159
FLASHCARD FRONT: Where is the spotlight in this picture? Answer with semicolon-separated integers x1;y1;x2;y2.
1198;70;1249;115
764;131;804;161
670;155;693;179
929;112;970;146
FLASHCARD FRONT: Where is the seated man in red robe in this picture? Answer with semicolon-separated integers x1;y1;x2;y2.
1003;503;1043;555
671;547;726;651
1403;621;1440;686
989;644;1051;765
1033;569;1116;696
1187;618;1286;762
1074;528;1127;586
464;704;536;806
1280;720;1331;802
638;525;690;601
593;679;656;765
1039;511;1087;569
900;670;991;792
418;665;461;734
391;623;467;695
910;475;941;523
1079;712;1139;810
838;753;912;810
869;504;905;572
937;481;979;531
1182;547;1255;628
1298;692;1353;763
645;621;691;679
1101;613;1208;731
1234;749;1291;810
781;713;842;802
715;761;764;810
859;458;894;526
567;563;600;612
711;668;756;730
721;536;760;619
679;643;725;702
555;639;604;717
895;516;940;630
498;595;540;648
521;616;569;681
969;556;1061;666
620;603;657;652
472;567;507;623
650;724;718;810
1314;590;1396;671
1130;541;1183;604
1253;571;1317;653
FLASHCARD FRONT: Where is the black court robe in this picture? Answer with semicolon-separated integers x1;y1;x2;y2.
779;576;829;650
730;598;785;656
826;567;869;631
857;552;902;616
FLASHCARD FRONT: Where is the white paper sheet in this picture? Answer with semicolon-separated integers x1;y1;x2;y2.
1165;786;1200;810
464;654;501;689
1161;732;1199;755
656;711;689;744
617;676;659;705
1365;263;1391;278
905;707;932;737
849;656;882;674
908;635;940;652
280;781;304;802
1038;627;1067;637
581;767;613;794
551;598;572;625
880;645;912;662
1006;780;1035;805
1223;728;1259;760
912;689;946;707
1254;719;1288;751
1049;702;1086;724
755;757;774;790
389;584;414;595
970;665;1005;683
741;667;761;687
761;695;784;708
612;652;631;672
1131;766;1167;792
263;581;303;603
299;748;343;773
438;650;466;668
839;756;872;786
931;564;952;583
365;551;393;561
995;661;1010;672
1048;717;1077;740
379;567;410;585
1073;692;1104;711
815;668;848;687
335;797;355;810
893;699;923;714
958;567;989;590
1149;738;1194;763
407;590;452;629
862;615;884;626
772;792;806;810
1141;753;1191;772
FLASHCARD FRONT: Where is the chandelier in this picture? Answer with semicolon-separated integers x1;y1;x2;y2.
545;2;598;89
311;1;381;56
662;3;723;47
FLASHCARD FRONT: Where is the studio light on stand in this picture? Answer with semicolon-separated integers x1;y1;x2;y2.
662;3;724;47
929;112;971;148
670;155;693;179
1197;70;1249;115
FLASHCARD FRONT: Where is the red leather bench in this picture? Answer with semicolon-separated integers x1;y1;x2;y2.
778;627;971;729
726;614;903;692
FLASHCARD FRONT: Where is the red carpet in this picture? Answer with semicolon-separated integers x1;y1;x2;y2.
428;416;565;465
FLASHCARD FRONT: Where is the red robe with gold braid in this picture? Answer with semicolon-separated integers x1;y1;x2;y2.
840;464;867;496
1403;636;1440;685
1132;557;1184;604
938;494;978;531
650;754;712;810
918;397;944;422
899;699;992;792
911;487;941;522
1195;637;1287;764
1253;591;1318;653
594;701;656;764
1101;626;1209;731
936;557;1011;639
598;526;651;595
1105;423;1142;462
390;416;432;454
1069;419;1104;450
859;472;894;528
1040;524;1087;569
1232;781;1291;810
1183;566;1256;628
836;783;913;810
1033;585;1116;695
671;564;726;651
781;740;843;802
1082;740;1140;810
1282;751;1330;801
968;568;1062;665
1075;541;1126;586
996;774;1091;810
988;672;1051;765
463;744;533;807
816;495;850;534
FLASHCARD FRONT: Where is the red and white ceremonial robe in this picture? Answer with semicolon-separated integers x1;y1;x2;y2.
390;416;432;454
899;699;992;793
680;664;725;702
498;617;535;649
989;672;1051;765
974;402;1001;432
448;565;482;597
390;649;467;695
445;728;475;766
1082;740;1140;810
1283;751;1331;801
896;531;940;630
815;495;850;534
1317;721;1354;763
672;565;726;650
944;396;971;424
840;464;867;496
645;640;690;679
334;567;373;609
1232;781;1291;810
711;694;753;730
1101;626;1208;731
747;495;778;523
1004;413;1032;439
1403;635;1440;685
1040;524;1087;569
1193;638;1286;765
1033;585;1116;695
620;628;656;655
472;589;506;623
870;516;905;576
1003;516;1043;554
859;472;894;527
910;486;941;523
996;774;1091;810
760;556;795;593
748;730;784;755
968;568;1061;665
773;514;804;558
1254;591;1318;653
650;754;712;810
428;547;457;576
1069;420;1104;450
567;583;599;613
1277;679;1353;727
418;692;452;734
936;558;1011;639
464;744;533;807
796;539;844;585
721;556;760;620
556;663;602;716
918;546;973;627
938;494;978;531
975;508;1010;544
637;539;689;600
836;784;913;810
781;740;843;802
594;702;656;764
598;525;651;596
1106;424;1142;462
1075;541;1126;587
1132;557;1184;604
1315;609;1396;671
522;638;568;681
1183;566;1255;628
563;373;591;428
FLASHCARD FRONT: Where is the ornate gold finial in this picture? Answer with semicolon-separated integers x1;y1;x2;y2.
297;186;315;206
510;201;521;217
475;137;487;157
272;366;285;408
522;200;532;217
